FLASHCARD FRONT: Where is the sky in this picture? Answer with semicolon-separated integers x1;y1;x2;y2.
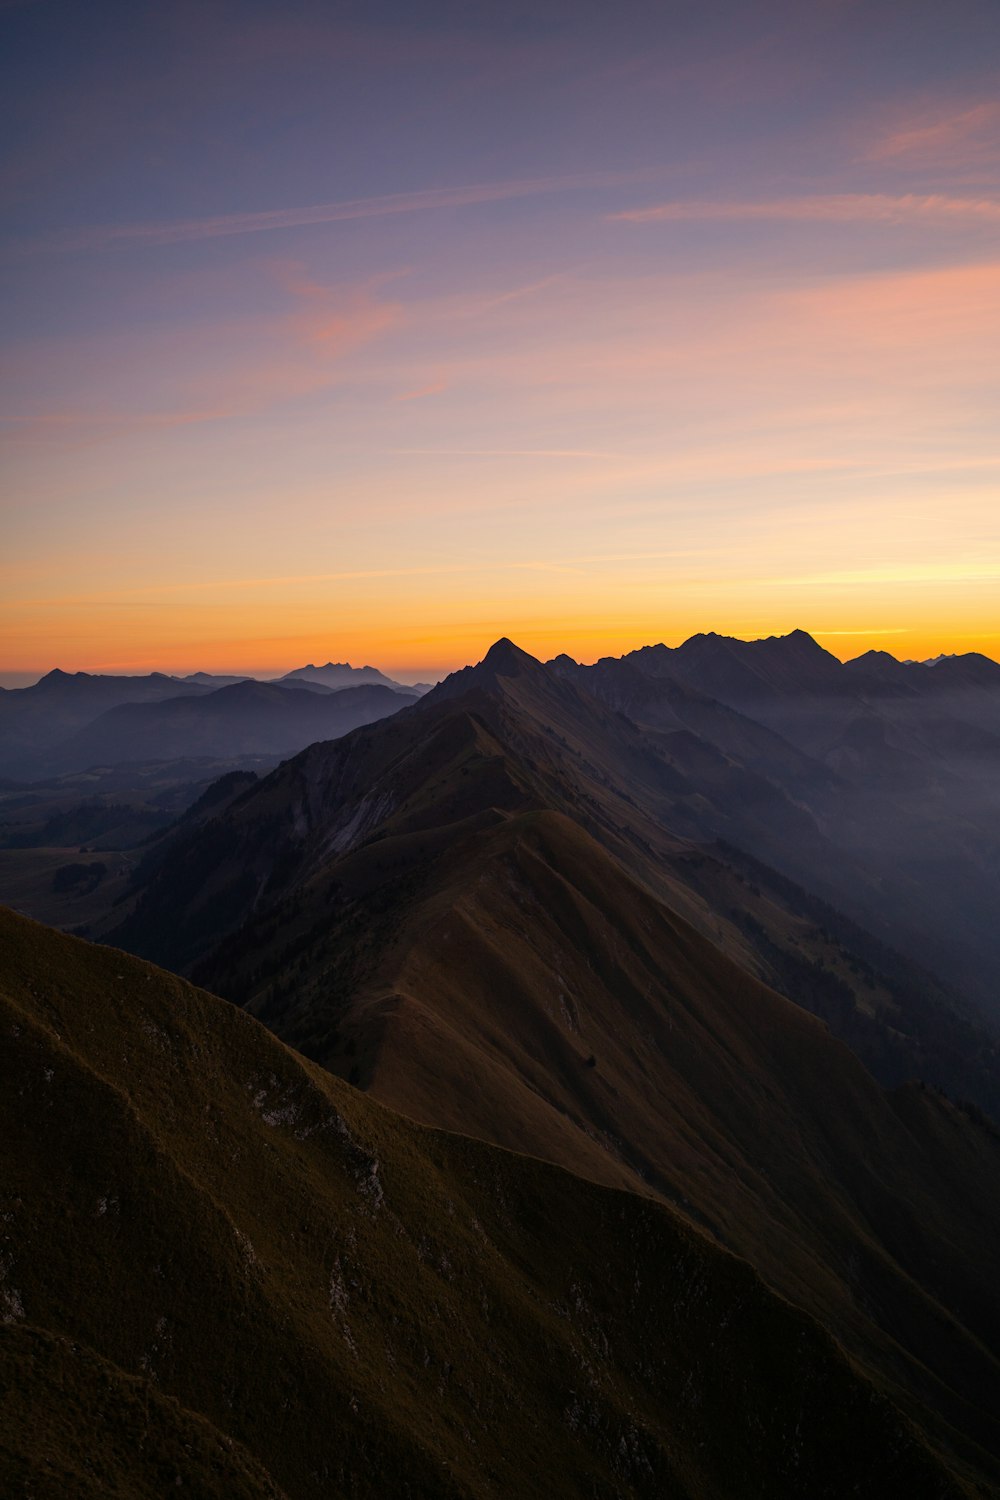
1;0;998;683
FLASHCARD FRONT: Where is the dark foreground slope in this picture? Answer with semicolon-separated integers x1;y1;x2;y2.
0;908;968;1500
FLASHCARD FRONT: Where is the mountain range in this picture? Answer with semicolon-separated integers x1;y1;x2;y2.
0;663;424;780
3;630;1000;1495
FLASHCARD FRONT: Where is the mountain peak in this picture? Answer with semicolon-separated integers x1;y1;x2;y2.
480;638;541;675
422;638;549;706
784;628;823;650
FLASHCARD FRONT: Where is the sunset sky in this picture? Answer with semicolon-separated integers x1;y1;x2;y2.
2;0;998;683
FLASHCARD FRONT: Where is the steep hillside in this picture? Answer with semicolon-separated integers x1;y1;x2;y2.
196;806;1000;1481
0;907;970;1499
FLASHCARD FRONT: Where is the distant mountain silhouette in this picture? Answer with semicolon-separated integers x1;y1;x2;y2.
178;671;254;686
41;680;417;773
653;627;846;701
279;661;420;693
0;670;215;776
0;668;421;778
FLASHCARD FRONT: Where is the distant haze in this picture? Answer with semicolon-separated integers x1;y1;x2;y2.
0;665;446;690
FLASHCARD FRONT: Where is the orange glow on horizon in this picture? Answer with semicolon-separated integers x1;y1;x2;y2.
2;612;997;684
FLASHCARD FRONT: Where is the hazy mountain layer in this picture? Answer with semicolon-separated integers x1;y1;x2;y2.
1;907;971;1499
31;681;417;776
0;666;421;779
279;661;421;694
0;670;215;775
552;633;1000;1015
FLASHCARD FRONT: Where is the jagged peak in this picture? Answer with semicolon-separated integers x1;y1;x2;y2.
480;638;543;675
845;649;900;667
422;638;552;706
749;628;827;654
677;628;832;660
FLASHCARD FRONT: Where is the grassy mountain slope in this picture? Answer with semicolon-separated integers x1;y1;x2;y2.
194;803;1000;1484
0;907;968;1499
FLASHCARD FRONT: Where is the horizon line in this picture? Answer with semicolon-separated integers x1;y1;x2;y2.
3;628;997;687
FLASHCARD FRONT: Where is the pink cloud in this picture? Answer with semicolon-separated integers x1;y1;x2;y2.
396;378;448;403
867;101;1000;165
0;272;401;448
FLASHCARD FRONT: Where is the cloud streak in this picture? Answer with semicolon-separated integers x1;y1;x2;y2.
44;169;661;253
611;193;1000;225
0;272;400;447
396;378;448;402
867;102;1000;164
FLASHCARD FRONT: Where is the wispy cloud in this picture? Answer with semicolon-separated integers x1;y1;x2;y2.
1;269;400;447
390;447;623;459
396;378;448;403
611;193;1000;225
867;101;1000;164
471;273;572;314
22;566;476;606
775;562;1000;587
42;169;660;253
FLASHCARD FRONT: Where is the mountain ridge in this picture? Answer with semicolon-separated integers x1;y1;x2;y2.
101;642;1000;1485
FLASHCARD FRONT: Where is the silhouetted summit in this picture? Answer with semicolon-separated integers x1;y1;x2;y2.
669;629;843;699
480;636;542;674
426;638;553;704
